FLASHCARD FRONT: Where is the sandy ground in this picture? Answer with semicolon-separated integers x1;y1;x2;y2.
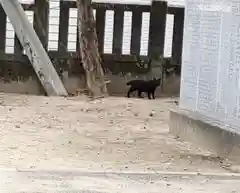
0;93;230;174
1;169;240;193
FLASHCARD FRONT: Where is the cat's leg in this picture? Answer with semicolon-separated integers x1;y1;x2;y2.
148;91;151;99
152;92;155;99
152;89;156;99
138;90;143;98
127;87;136;98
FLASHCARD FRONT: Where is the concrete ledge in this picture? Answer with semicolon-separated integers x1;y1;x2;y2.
169;107;240;163
2;168;239;178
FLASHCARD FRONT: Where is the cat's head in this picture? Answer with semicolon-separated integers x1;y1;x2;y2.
153;77;161;86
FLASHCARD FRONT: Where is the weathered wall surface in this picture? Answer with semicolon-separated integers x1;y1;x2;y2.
0;1;183;97
169;0;240;162
0;58;180;97
179;0;240;132
106;73;180;97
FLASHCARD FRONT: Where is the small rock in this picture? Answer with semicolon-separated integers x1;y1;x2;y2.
149;111;156;117
174;100;179;105
174;136;180;139
15;125;20;128
68;141;72;144
166;183;171;187
128;139;135;144
229;165;240;173
9;146;17;150
201;179;209;183
125;166;128;169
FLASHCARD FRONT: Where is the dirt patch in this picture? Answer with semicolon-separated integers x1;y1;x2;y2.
0;93;229;173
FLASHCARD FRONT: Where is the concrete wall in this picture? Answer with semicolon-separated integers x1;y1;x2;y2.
0;1;183;97
179;0;240;131
169;0;240;163
169;107;240;163
0;58;180;97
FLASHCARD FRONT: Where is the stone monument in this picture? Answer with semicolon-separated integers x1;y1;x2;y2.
169;0;240;162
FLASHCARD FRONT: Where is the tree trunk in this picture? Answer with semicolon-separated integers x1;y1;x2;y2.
76;0;108;98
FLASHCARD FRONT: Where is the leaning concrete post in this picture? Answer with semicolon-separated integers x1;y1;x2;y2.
0;0;68;96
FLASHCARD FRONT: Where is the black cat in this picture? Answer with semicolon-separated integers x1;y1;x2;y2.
126;78;161;99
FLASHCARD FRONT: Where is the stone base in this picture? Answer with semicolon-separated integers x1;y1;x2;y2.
169;107;240;163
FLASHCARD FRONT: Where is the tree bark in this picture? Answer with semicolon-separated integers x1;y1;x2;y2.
76;0;108;98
